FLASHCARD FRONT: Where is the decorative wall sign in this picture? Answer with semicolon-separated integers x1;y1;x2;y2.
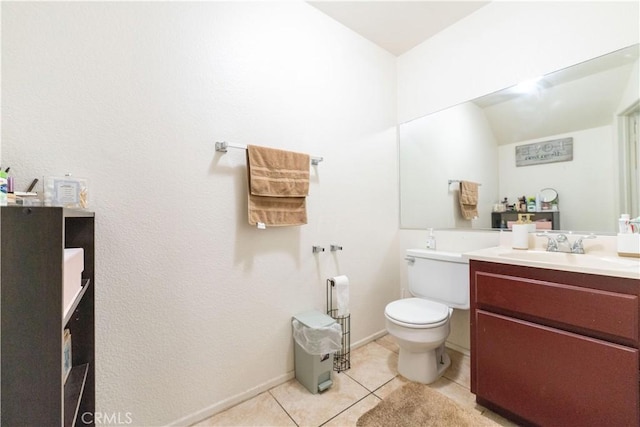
515;137;573;167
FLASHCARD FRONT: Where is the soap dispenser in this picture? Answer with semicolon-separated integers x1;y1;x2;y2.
426;228;436;250
512;214;531;250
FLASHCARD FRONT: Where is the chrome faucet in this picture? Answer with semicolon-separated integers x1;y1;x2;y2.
537;232;596;254
569;234;597;254
538;232;559;252
555;233;572;253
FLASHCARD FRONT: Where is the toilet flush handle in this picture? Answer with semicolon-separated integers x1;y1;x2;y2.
404;256;415;265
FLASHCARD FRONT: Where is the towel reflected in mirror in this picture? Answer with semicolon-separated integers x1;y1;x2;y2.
459;180;479;220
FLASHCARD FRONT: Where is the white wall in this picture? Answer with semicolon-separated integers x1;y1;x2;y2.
1;2;398;425
398;1;640;124
499;126;616;232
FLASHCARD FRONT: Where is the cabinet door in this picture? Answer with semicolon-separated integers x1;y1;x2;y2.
1;207;63;425
476;310;639;427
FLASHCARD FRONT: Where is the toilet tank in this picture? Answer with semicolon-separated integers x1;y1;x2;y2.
406;249;469;309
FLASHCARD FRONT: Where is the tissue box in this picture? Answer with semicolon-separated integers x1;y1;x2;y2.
617;233;640;258
63;248;84;317
44;176;89;209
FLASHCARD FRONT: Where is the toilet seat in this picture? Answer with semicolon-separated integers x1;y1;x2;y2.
385;298;450;328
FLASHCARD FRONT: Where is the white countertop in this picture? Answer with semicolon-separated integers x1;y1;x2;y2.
464;233;640;280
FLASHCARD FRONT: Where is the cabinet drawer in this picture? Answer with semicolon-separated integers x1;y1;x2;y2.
475;271;638;345
475;310;639;427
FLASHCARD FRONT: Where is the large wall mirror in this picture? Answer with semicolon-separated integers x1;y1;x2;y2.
400;44;639;233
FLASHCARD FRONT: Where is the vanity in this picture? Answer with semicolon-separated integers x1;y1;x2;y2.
466;239;640;426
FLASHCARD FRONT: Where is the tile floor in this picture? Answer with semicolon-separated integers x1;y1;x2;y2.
193;335;518;427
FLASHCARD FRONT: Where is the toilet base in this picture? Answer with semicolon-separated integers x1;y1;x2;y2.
397;343;451;384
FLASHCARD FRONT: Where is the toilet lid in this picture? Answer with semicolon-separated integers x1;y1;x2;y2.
385;298;449;325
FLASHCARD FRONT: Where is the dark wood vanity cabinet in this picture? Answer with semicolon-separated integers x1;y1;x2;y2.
470;260;639;427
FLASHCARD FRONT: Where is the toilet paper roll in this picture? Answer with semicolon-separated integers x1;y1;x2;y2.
332;275;350;317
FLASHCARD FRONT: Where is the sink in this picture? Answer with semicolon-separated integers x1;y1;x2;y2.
465;242;640;279
497;250;640;271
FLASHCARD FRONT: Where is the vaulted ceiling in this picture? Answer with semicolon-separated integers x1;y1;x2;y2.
307;1;490;56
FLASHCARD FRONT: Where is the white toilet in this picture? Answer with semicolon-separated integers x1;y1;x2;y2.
385;249;469;384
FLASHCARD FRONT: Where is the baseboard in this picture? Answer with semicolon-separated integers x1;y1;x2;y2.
351;329;388;350
168;330;388;426
445;341;470;356
167;371;295;427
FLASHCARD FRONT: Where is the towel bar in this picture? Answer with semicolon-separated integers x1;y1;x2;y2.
448;179;482;186
215;141;323;165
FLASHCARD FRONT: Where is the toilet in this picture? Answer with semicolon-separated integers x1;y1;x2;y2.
385;249;469;384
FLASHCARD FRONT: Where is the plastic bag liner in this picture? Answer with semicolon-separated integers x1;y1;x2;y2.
292;319;343;355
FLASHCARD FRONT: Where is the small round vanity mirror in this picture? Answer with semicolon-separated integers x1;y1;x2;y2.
539;188;558;202
539;188;559;211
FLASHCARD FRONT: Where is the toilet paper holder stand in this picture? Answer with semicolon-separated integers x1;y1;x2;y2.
326;279;351;373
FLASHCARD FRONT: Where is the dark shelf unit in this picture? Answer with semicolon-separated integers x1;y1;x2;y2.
491;210;560;230
1;206;95;426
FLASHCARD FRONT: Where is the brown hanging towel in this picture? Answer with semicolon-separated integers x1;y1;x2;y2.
246;145;310;226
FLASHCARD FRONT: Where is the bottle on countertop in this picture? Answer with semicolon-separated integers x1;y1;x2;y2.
617;214;640;257
619;214;630;234
426;228;436;250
